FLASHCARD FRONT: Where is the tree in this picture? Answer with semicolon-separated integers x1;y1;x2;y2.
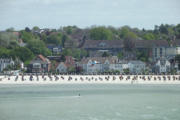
136;50;149;62
62;34;70;47
102;52;110;57
45;33;62;45
0;47;11;58
63;26;77;35
175;24;180;38
117;52;123;59
8;40;19;49
20;30;34;43
123;68;130;74
62;48;73;56
175;55;180;68
25;27;31;32
32;26;40;32
27;39;51;56
10;47;34;62
68;66;76;73
123;36;135;51
0;32;18;47
142;33;155;40
62;48;88;60
159;24;168;34
90;26;113;40
6;27;15;32
119;26;137;39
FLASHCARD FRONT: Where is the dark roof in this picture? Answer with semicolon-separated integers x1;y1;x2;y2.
82;40;124;49
47;44;62;49
82;39;180;49
80;57;118;64
135;40;170;48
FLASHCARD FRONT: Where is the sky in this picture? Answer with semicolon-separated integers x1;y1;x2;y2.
0;0;180;30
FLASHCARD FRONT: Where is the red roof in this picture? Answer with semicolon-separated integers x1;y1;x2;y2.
38;54;47;62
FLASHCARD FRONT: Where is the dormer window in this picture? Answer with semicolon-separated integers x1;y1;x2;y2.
99;42;106;47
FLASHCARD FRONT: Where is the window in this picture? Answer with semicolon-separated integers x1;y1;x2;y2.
160;48;163;56
33;63;41;68
155;48;157;57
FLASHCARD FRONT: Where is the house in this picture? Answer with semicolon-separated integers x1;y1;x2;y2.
153;59;171;73
47;45;62;55
82;40;124;57
79;57;102;73
56;62;67;73
79;57;118;73
0;58;14;72
56;56;76;73
28;55;51;73
152;39;180;61
82;39;180;60
109;60;129;73
128;60;146;74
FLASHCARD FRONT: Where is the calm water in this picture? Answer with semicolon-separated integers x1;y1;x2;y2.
0;84;180;120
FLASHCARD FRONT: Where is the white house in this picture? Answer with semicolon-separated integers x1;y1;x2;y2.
56;62;67;73
154;59;171;73
128;60;146;74
109;60;128;73
79;57;118;73
0;58;14;72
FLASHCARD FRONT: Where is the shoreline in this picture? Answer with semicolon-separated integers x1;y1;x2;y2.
0;75;180;85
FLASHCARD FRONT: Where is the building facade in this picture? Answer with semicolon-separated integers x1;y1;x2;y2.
153;59;171;73
128;60;146;74
0;58;14;72
28;55;51;73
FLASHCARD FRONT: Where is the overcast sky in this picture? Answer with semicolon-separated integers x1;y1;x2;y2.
0;0;180;30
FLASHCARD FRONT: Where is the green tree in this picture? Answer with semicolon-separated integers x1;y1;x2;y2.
175;54;180;70
136;50;149;62
62;48;73;56
123;68;130;74
68;66;76;73
0;47;11;58
117;52;123;59
119;27;137;39
10;47;34;62
32;26;40;32
123;36;135;51
142;33;155;40
6;27;15;32
63;26;77;35
46;33;62;45
8;40;19;49
0;32;18;47
62;48;88;60
20;30;34;43
25;27;31;32
27;39;51;56
62;34;70;47
102;52;110;57
90;26;113;40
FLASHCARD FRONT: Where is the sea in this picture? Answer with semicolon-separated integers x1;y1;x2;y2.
0;84;180;120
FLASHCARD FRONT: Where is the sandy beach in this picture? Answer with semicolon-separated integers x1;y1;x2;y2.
0;75;180;84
